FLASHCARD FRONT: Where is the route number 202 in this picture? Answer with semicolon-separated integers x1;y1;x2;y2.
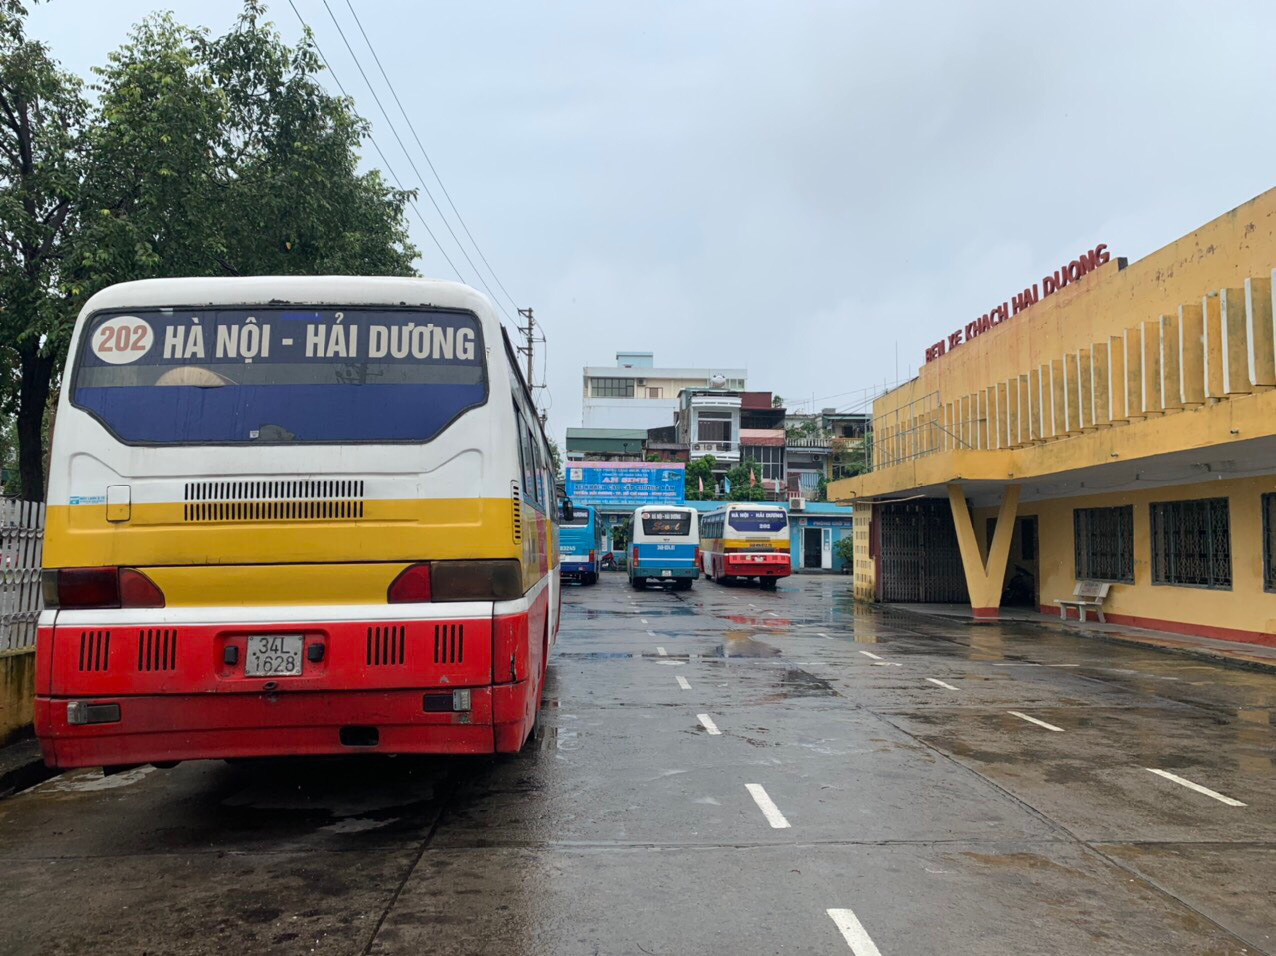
91;315;155;365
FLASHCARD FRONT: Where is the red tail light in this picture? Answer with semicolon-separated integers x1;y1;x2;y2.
42;567;165;609
388;563;432;603
632;546;639;567
694;546;701;565
588;549;596;563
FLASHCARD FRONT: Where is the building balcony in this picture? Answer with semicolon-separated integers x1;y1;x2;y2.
691;440;740;460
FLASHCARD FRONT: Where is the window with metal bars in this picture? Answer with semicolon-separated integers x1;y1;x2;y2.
1262;493;1276;593
1073;506;1134;583
1150;497;1231;589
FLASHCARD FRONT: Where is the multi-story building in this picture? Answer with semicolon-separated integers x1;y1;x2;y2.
582;352;746;430
829;187;1276;648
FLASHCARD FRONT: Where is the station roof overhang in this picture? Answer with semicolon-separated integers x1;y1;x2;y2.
830;389;1276;509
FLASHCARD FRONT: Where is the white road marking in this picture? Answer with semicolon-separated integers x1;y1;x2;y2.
993;662;1041;667
647;629;658;637
818;632;832;639
827;908;883;956
1045;663;1080;668
745;783;791;828
871;661;902;667
641;618;649;624
697;713;722;735
657;646;668;656
1146;769;1246;806
858;650;884;660
1008;711;1065;732
676;675;691;690
925;677;959;690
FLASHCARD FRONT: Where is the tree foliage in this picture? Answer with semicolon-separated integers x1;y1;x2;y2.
684;454;716;499
0;0;419;498
723;457;767;501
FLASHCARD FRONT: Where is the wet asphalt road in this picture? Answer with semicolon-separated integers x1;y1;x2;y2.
2;574;1275;955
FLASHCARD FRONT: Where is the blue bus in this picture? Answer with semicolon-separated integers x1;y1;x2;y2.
629;505;700;591
559;504;603;585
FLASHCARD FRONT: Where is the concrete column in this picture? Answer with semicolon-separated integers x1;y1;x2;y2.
1159;313;1182;412
1247;275;1275;388
1220;287;1252;395
1178;302;1205;405
947;482;1021;621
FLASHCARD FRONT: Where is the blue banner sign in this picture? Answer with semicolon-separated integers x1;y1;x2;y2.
564;462;685;507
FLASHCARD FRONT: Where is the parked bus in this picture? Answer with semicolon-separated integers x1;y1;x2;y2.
559;505;602;585
629;505;700;590
699;504;791;590
35;276;561;768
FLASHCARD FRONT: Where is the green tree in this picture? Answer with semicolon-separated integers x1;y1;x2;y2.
1;1;419;499
685;454;716;499
723;457;767;501
0;0;89;498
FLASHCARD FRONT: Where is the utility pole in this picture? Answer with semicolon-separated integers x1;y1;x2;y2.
517;307;536;387
516;306;547;423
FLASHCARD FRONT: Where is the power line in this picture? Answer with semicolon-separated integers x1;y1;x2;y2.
285;0;464;281
319;0;515;321
341;0;523;318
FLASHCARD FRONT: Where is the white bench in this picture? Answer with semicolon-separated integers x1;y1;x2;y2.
1056;581;1111;623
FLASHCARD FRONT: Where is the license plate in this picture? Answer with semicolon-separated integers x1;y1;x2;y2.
245;635;304;677
661;570;672;577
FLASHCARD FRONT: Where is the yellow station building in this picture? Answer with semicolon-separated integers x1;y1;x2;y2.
830;188;1276;647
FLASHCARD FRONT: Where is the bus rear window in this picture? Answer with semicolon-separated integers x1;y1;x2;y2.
642;511;691;536
71;307;486;444
728;510;786;532
562;509;590;527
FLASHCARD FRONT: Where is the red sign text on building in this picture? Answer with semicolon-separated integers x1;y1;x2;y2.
924;244;1112;364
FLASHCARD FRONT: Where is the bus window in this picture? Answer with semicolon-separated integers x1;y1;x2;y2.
728;509;787;533
71;308;486;444
642;510;692;536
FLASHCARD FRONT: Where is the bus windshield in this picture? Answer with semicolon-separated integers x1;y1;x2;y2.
642;511;691;536
728;509;787;532
71;307;487;444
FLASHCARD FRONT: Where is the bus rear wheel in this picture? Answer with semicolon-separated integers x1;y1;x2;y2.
631;577;644;589
674;578;692;591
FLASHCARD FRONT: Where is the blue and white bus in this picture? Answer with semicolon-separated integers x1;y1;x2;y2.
629;505;700;591
559;505;602;585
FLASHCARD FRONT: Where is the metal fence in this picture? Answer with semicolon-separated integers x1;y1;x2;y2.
1;499;45;651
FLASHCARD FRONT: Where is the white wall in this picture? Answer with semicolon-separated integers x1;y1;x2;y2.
582;398;680;430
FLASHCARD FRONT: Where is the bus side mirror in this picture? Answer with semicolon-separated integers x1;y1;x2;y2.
560;498;575;522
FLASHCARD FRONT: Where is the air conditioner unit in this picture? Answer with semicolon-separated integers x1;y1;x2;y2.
789;497;806;511
637;378;646;385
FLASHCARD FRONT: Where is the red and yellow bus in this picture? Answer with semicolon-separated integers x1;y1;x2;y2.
36;277;560;768
699;504;791;590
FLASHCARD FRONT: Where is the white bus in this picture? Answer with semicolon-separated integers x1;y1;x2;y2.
699;503;792;590
629;504;700;590
36;276;560;768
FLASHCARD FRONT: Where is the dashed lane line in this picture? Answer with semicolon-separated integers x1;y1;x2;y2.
857;650;884;660
657;646;668;656
818;632;832;639
1146;769;1246;807
697;713;722;735
641;618;649;624
647;629;658;637
1008;711;1065;732
827;908;883;956
925;677;959;690
745;783;791;829
676;675;691;691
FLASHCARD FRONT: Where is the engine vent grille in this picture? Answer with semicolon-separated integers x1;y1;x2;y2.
137;628;178;672
183;480;366;522
78;631;111;672
511;481;522;543
433;624;464;664
367;625;406;666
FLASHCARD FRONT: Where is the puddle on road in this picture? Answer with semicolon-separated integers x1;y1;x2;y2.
708;633;781;658
774;668;836;698
36;765;156;794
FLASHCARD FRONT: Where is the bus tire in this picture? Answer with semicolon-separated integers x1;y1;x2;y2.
675;578;692;591
631;577;644;589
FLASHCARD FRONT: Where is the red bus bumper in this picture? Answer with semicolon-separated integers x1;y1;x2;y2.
34;598;549;769
724;553;792;578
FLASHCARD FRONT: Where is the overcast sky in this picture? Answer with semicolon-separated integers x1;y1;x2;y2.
27;1;1276;442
